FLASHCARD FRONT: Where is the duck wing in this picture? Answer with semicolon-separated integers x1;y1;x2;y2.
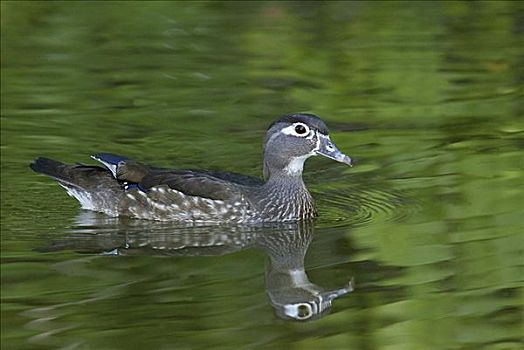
92;153;263;201
139;170;247;201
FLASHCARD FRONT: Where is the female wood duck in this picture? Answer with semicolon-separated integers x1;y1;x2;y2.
30;113;352;223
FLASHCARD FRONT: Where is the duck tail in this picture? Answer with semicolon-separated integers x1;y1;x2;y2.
30;157;123;212
30;157;70;181
30;157;117;190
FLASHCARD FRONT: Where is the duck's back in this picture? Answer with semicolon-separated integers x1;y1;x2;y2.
138;168;263;200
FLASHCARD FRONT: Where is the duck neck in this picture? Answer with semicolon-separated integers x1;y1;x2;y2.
265;169;304;186
256;171;315;221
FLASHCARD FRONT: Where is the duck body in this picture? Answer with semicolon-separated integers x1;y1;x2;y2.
30;113;352;223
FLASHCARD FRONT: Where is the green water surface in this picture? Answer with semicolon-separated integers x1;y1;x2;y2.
1;1;523;349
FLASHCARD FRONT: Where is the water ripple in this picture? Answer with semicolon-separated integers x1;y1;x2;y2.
315;186;418;227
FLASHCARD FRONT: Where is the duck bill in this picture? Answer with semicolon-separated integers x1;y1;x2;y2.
316;134;352;166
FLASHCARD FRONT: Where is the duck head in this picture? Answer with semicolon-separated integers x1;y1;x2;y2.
263;113;352;179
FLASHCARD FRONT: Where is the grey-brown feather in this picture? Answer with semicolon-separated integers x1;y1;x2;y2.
31;156;316;223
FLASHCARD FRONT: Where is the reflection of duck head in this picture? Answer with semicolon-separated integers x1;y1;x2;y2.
256;221;354;321
41;212;354;321
266;270;354;321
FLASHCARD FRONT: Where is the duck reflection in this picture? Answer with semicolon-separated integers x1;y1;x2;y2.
259;222;354;321
41;211;354;321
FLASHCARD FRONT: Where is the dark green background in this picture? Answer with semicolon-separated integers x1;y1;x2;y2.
1;1;522;349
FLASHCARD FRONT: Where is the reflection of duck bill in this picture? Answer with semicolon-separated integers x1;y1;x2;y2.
321;277;355;302
276;277;355;321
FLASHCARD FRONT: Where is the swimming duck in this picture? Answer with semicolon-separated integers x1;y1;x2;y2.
30;113;352;223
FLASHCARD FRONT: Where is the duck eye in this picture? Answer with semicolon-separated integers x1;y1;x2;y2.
294;124;308;135
297;304;312;319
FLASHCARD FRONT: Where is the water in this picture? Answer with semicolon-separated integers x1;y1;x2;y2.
1;1;523;349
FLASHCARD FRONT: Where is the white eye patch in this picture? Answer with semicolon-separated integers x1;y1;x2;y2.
284;302;314;320
318;133;335;151
280;122;313;138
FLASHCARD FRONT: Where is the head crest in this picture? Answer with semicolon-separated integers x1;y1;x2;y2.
268;113;329;134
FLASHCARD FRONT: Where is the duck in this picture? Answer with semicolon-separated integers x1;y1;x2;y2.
30;113;352;223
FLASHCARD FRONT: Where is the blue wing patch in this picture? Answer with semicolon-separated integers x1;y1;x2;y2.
122;181;147;192
92;153;128;165
91;153;129;179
